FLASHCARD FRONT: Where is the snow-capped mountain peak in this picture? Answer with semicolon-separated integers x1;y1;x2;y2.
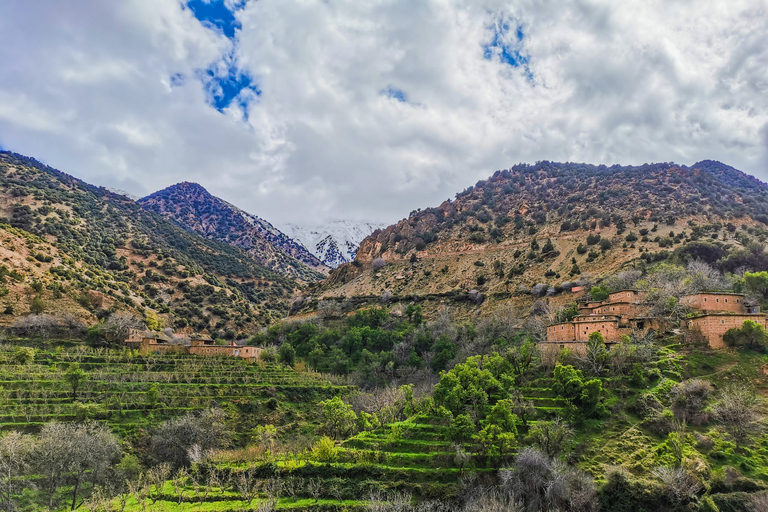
279;221;385;268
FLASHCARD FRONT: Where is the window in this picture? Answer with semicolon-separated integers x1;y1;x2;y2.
627;292;630;297
737;299;740;304
725;298;728;303
561;325;564;330
716;298;719;303
721;320;725;324
704;298;707;302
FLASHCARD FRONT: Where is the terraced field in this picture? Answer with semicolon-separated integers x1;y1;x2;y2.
0;343;348;437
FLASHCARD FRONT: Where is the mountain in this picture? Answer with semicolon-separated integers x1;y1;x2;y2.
138;183;328;282
316;160;768;311
0;152;301;334
279;220;385;268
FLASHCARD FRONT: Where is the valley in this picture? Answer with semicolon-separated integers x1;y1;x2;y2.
2;153;768;511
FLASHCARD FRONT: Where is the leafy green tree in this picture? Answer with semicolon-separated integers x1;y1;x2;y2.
552;364;605;418
319;396;357;440
65;363;88;401
744;271;768;296
723;320;768;351
29;295;46;315
448;413;476;443
476;424;516;463
13;347;35;365
433;354;512;416
590;286;609;301
485;399;519;434
278;342;296;366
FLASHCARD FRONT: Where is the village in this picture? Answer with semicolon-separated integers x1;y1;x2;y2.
541;289;766;360
124;329;263;360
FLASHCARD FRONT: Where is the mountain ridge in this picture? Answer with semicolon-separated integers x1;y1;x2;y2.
138;182;328;282
0;151;300;335
314;160;768;315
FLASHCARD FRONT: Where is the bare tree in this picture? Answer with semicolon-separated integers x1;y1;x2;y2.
147;463;171;504
367;490;414;512
527;418;573;458
652;466;701;506
509;390;535;428
372;257;386;270
713;385;763;443
0;431;34;512
670;379;713;424
750;492;768;512
234;467;258;505
151;409;231;468
307;478;322;504
30;422;121;511
500;447;598;512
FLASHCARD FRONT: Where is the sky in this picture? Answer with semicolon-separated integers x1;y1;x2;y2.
0;0;767;226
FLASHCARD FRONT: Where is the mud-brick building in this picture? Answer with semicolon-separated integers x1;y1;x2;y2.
682;292;764;349
188;336;263;360
544;288;767;353
125;331;262;360
685;313;768;349
547;289;651;344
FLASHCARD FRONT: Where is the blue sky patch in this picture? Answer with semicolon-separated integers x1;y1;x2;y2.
186;0;240;39
484;19;533;80
382;87;408;102
200;66;261;112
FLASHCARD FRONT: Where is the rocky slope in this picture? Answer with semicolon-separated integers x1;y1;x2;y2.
315;161;768;312
138;183;328;282
279;220;385;268
0;152;301;335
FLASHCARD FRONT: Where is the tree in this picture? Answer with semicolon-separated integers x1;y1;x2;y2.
590;286;609;301
501;447;598;512
278;343;296;366
0;431;34;512
319;396;357;440
486;399;519;434
151;409;231;468
509;389;535;428
723;320;768;351
29;295;46;315
528;418;573;458
65;363;88;401
744;270;768;297
476;424;516;464
584;331;608;376
448;413;476;443
713;385;763;443
31;422;121;510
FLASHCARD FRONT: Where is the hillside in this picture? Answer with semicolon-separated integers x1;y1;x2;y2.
139;182;328;282
280;220;385;268
0;152;301;335
316;161;768;312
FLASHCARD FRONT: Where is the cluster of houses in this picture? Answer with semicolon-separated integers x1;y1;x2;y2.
124;330;262;361
541;289;766;360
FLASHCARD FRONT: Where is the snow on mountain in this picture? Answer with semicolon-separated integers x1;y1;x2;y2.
104;187;140;201
279;221;385;268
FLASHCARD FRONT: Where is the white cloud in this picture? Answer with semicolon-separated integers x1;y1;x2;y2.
0;0;767;225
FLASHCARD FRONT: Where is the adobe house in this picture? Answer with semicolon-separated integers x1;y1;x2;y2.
684;313;768;349
681;292;757;314
546;287;768;351
124;331;262;360
188;340;263;361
